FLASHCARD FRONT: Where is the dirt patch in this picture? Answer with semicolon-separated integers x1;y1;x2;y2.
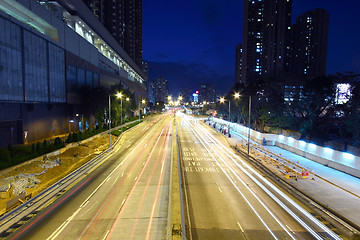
0;135;116;214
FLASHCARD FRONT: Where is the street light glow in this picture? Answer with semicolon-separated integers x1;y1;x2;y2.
116;92;123;98
142;99;146;104
234;92;240;99
168;96;172;101
219;97;225;103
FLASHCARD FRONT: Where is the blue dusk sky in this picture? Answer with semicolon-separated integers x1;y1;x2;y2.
143;0;360;96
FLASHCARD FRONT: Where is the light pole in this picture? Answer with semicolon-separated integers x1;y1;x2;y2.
247;95;251;155
108;94;111;148
109;93;123;148
178;96;183;105
219;93;239;122
139;99;146;123
76;113;84;132
116;93;123;133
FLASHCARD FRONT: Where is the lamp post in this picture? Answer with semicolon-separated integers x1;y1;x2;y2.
247;95;251;155
108;93;123;148
108;94;111;148
116;93;123;133
76;113;84;132
219;93;239;122
178;96;183;105
139;99;146;123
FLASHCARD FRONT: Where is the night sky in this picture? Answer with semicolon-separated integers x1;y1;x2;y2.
143;0;360;96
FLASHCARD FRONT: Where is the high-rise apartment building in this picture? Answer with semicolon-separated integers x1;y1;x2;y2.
235;44;243;84
180;87;193;103
241;0;292;83
153;77;169;103
290;9;329;80
83;0;142;68
199;83;216;103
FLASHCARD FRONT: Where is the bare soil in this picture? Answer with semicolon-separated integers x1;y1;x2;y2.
0;135;116;214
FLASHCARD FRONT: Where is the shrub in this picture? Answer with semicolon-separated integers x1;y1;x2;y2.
36;142;41;153
66;133;73;143
42;140;48;149
0;149;11;162
111;130;121;137
73;132;79;142
31;144;36;153
54;137;62;146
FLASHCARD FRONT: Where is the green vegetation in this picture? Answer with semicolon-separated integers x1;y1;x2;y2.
219;72;360;148
0;137;64;170
0;82;149;171
112;120;141;137
0;118;144;170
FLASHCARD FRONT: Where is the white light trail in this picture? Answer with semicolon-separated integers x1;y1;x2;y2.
192;119;341;240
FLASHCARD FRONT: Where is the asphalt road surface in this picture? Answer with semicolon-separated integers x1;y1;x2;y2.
177;113;341;240
7;114;173;240
4;112;343;240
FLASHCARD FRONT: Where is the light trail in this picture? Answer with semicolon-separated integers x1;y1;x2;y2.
186;119;286;240
47;119;163;240
80;122;167;240
106;120;171;239
12;177;93;240
128;123;171;239
192;118;342;240
145;121;172;240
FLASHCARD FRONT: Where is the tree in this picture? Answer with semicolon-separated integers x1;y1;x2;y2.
336;72;360;141
285;76;337;140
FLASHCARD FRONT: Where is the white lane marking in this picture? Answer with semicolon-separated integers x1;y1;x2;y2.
237;222;244;232
218;187;222;193
196;125;326;239
80;201;89;208
194;120;338;240
47;124;157;240
121;199;125;205
111;176;119;187
189;122;282;240
46;208;81;240
286;225;296;235
102;230;110;240
80;204;95;218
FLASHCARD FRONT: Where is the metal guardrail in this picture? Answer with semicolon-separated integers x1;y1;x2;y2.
0;122;136;235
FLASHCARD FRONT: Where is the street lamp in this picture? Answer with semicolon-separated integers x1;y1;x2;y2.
108;93;123;148
247;95;252;155
69;120;74;133
76;113;84;132
219;93;239;122
139;99;146;123
116;92;123;134
231;93;252;154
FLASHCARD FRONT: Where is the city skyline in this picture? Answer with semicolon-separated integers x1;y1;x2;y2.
143;0;360;95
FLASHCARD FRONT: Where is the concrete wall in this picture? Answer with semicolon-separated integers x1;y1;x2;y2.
212;118;360;178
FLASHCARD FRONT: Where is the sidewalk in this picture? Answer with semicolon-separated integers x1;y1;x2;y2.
222;127;360;229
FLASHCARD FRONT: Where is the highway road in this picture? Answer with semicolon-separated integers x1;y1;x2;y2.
177;113;342;240
2;111;345;240
6;114;174;240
